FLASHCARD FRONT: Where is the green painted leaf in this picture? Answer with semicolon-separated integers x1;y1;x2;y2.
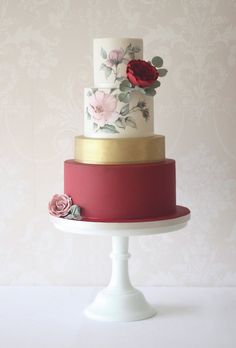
91;88;98;93
86;107;91;120
142;108;150;121
119;79;132;92
125;116;137;128
87;90;92;97
128;51;135;59
115;118;126;129
109;88;117;94
100;63;112;79
100;124;119;133
118;92;131;103
120;103;130;116
101;47;107;59
93;122;98;131
137;100;146;109
157;68;168;77
124;43;132;55
133;46;141;53
151;56;163;68
116;76;125;81
105;67;112;79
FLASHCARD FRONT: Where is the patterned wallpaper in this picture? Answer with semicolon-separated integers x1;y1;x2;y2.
0;0;236;286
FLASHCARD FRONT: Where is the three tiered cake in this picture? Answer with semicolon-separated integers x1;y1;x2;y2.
49;38;190;222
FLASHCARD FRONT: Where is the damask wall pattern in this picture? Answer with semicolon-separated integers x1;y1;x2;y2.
0;0;236;286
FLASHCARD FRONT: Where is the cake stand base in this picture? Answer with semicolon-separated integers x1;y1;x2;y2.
84;236;156;322
50;207;190;322
85;287;156;322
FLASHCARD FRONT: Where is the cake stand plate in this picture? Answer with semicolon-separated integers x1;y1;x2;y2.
50;206;190;322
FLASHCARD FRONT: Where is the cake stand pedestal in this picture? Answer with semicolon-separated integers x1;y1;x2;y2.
50;210;190;322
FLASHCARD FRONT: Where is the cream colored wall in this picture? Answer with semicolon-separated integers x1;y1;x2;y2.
0;0;236;286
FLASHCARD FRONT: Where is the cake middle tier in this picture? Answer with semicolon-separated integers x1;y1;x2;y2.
84;88;154;138
74;135;165;164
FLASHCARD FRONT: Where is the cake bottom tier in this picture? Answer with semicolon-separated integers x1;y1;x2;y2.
64;159;180;222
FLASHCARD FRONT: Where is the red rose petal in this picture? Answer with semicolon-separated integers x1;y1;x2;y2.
126;59;159;88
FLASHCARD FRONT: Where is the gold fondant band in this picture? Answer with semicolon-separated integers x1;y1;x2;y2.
74;135;165;164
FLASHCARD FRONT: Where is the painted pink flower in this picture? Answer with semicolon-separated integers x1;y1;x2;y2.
48;194;72;217
88;90;119;127
106;48;124;67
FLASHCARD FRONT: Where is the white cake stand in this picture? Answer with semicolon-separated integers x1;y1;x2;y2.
50;211;190;322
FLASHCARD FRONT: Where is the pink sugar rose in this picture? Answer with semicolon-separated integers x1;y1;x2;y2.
88;90;119;127
48;194;72;217
106;48;124;67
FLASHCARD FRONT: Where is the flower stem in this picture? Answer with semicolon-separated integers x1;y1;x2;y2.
119;105;140;118
113;65;118;82
128;106;140;113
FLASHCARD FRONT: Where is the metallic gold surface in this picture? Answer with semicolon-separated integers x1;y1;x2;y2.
74;135;165;164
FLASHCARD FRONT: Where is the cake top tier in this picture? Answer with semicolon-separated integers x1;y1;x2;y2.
93;38;143;88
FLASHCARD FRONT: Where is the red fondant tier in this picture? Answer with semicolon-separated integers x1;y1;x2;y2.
64;159;178;222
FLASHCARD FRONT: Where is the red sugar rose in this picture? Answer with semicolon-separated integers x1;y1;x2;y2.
126;59;159;88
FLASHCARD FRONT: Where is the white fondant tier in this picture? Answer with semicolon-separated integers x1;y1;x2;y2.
84;88;154;139
93;38;143;88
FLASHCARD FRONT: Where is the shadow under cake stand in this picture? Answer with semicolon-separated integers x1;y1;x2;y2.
50;206;190;322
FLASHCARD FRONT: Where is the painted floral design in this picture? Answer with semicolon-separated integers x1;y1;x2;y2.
106;49;125;67
86;88;150;134
91;51;168;134
87;90;119;127
100;43;141;83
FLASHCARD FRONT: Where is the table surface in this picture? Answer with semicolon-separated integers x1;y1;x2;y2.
0;286;235;348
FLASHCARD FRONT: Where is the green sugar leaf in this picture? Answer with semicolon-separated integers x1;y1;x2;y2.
151;56;163;68
119;79;132;92
144;88;157;96
157;68;168;77
149;80;161;89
